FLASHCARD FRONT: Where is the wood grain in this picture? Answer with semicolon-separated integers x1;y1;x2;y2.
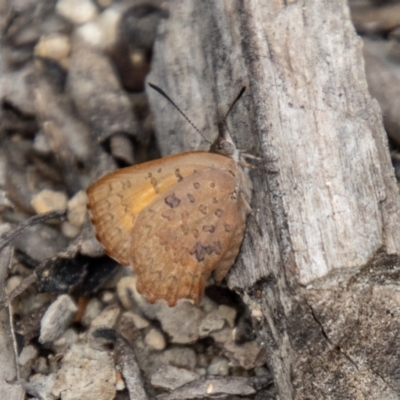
147;1;400;398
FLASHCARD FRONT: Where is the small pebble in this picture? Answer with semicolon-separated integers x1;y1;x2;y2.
5;275;22;295
18;345;38;366
31;189;68;214
207;356;230;376
151;366;199;391
76;21;105;47
39;295;78;344
35;34;71;66
33;357;49;375
254;366;269;377
89;304;120;334
81;298;104;327
122;311;149;330
67;190;87;228
115;370;125;391
145;328;166;351
52;328;79;354
61;221;81;238
199;308;226;337
56;0;98;25
156;302;204;344
97;7;120;49
33;133;51;154
26;373;57;400
218;305;237;328
100;291;115;304
162;347;197;370
195;367;207;376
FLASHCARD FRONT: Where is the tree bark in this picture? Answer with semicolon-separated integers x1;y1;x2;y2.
147;1;400;398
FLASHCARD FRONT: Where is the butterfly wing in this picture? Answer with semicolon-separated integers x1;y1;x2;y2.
130;164;249;306
86;152;239;266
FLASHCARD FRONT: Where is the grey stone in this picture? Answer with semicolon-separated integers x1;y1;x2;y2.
156;302;205;344
161;347;197;370
22;373;57;400
199;309;226;337
145;328;166;350
207;356;230;376
211;327;266;370
51;342;116;400
39;295;77;344
52;328;79;354
81;298;104;327
151;366;199;391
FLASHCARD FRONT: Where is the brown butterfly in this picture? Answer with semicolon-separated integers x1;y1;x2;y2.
86;84;252;306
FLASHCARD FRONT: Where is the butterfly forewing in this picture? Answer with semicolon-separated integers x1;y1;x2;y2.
130;165;246;306
87;151;241;267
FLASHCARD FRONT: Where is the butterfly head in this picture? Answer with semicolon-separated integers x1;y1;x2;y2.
210;121;240;162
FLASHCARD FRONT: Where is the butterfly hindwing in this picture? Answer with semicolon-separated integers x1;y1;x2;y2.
130;165;247;306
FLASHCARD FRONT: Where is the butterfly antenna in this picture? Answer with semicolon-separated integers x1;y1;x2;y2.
148;83;211;144
220;86;246;126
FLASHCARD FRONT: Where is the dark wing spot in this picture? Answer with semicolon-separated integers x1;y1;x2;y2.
210;182;215;188
187;193;195;203
192;228;199;239
193;182;200;189
224;224;233;232
215;209;223;217
157;168;162;173
211;241;222;255
190;241;222;262
202;225;215;233
165;194;181;208
191;242;206;262
175;168;183;182
212;197;218;204
198;204;207;215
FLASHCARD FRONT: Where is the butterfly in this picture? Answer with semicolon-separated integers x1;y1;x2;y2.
86;84;252;306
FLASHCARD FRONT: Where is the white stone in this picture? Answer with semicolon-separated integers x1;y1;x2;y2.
145;328;166;351
31;189;68;214
97;7;121;50
35;34;71;66
89;304;120;334
207;356;229;376
81;298;104;327
67;190;87;228
56;0;98;25
5;275;22;295
76;21;105;47
61;221;81;238
39;295;77;344
18;345;38;366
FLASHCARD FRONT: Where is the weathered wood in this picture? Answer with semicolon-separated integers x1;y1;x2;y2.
147;0;400;398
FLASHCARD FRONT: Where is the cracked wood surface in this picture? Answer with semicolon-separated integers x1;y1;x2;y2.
147;0;400;398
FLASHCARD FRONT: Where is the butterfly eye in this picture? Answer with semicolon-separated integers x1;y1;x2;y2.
220;141;235;156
